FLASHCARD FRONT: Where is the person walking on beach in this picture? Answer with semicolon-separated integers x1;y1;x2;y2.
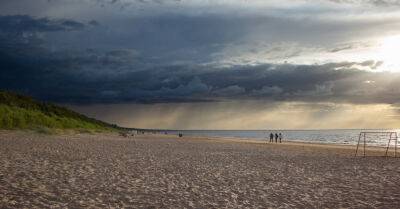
275;133;279;143
279;133;282;143
269;133;274;143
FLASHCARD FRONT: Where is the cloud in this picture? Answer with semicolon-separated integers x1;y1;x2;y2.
2;1;400;67
93;0;400;9
0;14;395;105
1;41;400;104
293;81;334;97
213;85;246;96
359;60;384;69
327;0;400;7
0;15;91;57
251;86;284;96
0;15;86;33
88;20;100;26
327;42;372;53
1;3;400;106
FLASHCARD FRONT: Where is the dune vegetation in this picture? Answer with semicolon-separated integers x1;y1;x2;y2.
0;91;118;133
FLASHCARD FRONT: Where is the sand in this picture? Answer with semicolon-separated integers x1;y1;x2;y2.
1;131;400;208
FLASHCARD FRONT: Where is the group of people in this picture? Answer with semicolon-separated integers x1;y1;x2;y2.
268;132;283;143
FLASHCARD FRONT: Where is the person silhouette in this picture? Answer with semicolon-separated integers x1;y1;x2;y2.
279;133;282;143
270;133;274;143
275;133;279;143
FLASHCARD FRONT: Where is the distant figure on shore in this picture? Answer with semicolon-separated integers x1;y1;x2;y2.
269;133;274;143
275;133;279;143
279;133;282;143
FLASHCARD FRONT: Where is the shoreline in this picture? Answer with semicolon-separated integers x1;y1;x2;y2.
1;130;397;156
142;133;398;157
155;130;398;146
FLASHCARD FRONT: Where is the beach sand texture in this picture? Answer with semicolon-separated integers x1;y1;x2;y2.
1;131;400;208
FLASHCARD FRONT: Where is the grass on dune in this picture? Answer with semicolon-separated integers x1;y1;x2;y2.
0;104;111;132
0;91;118;133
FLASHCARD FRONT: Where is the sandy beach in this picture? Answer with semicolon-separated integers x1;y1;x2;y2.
1;131;400;208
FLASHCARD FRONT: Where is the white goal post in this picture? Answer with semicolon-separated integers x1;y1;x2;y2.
355;131;398;157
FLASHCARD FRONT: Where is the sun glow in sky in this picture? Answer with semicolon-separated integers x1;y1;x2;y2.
278;35;400;72
378;35;400;71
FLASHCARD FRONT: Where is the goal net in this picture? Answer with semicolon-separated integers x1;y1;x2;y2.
355;131;398;157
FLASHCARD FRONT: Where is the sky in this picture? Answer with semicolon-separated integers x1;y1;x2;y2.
2;0;400;129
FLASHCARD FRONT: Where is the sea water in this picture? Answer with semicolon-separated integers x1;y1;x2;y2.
165;129;400;147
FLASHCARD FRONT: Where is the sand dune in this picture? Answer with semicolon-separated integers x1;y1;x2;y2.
1;131;399;208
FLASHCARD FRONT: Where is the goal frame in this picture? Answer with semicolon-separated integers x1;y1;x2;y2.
355;131;398;157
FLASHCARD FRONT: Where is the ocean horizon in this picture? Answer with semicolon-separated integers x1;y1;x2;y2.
164;129;400;147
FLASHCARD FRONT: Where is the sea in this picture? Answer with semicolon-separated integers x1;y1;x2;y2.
164;129;400;147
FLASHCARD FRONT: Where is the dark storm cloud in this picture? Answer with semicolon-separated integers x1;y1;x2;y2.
2;0;400;63
32;12;399;69
0;14;395;104
1;3;400;105
1;35;399;105
95;0;181;5
0;15;85;33
91;0;183;10
0;15;90;55
88;20;100;26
